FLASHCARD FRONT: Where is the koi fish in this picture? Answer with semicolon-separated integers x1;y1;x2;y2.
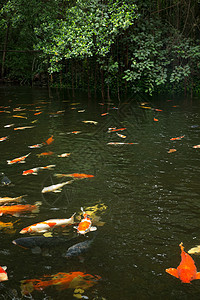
14;126;35;131
0;203;39;216
82;121;98;125
168;149;177;153
21;271;101;295
37;151;54;157
0;266;8;282
28;143;43;149
74;208;97;235
78;110;85;113
0;136;8;142
116;133;126;138
170;136;185;141
193;145;200;149
13;235;82;254
22;165;56;176
34;111;42;115
4;124;14;128
64;235;96;258
57;153;71;157
0;195;26;204
166;242;200;283
107;142;138;145
108;128;126;133
188;245;200;255
54;173;94;179
41;180;73;193
31;119;38;124
0;221;15;230
20;213;76;234
13;107;25;112
7;153;31;164
43;135;54;145
67;131;81;134
154;117;159;121
154;108;163;112
101;112;109;116
13;115;27;119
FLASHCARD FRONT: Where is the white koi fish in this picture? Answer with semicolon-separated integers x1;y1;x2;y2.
41;180;73;193
14;126;35;131
7;153;31;165
22;165;56;176
0;266;8;282
20;213;76;234
82;121;98;125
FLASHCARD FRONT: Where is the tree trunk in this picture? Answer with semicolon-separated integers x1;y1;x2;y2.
1;25;9;78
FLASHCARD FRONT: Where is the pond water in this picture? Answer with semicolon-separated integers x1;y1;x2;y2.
0;86;200;299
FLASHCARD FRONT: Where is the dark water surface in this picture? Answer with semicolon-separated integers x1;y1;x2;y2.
0;86;200;299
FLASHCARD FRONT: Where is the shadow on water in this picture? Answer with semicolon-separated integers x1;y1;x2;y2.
0;86;200;299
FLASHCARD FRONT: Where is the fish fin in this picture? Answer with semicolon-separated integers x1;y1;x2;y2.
73;226;78;229
90;226;97;232
13;213;20;217
2;266;7;271
33;173;38;175
53;190;62;193
196;272;200;280
43;232;52;237
166;268;179;278
19;161;26;163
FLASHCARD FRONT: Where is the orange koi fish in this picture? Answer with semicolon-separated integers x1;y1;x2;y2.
0;204;39;216
166;242;200;283
168;149;177;154
7;153;30;165
21;271;101;295
13;115;27;119
74;208;97;235
116;133;126;138
14;126;35;131
20;213;76;234
22;165;56;176
43;135;54;145
37;151;54;157
0;266;8;282
0;221;15;230
34;111;42;115
154;117;159;122
0;136;8;142
54;173;94;179
170;136;184;141
154;108;163;112
101;112;109;116
108;128;126;133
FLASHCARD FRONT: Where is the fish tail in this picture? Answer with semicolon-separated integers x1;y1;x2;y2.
179;242;184;252
54;174;66;178
45;165;56;170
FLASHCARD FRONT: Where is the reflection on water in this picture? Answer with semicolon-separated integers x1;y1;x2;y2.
0;86;200;299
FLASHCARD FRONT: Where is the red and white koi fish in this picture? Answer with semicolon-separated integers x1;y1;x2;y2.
0;136;8;142
116;133;126;138
101;112;109;116
170;135;184;141
166;242;200;283
67;131;81;134
14;126;35;131
0;266;8;282
108;128;126;133
20;213;76;234
41;181;73;193
22;165;56;176
28;143;43;149
7;153;31;165
107;142;138;145
193;145;200;149
74;208;97;235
